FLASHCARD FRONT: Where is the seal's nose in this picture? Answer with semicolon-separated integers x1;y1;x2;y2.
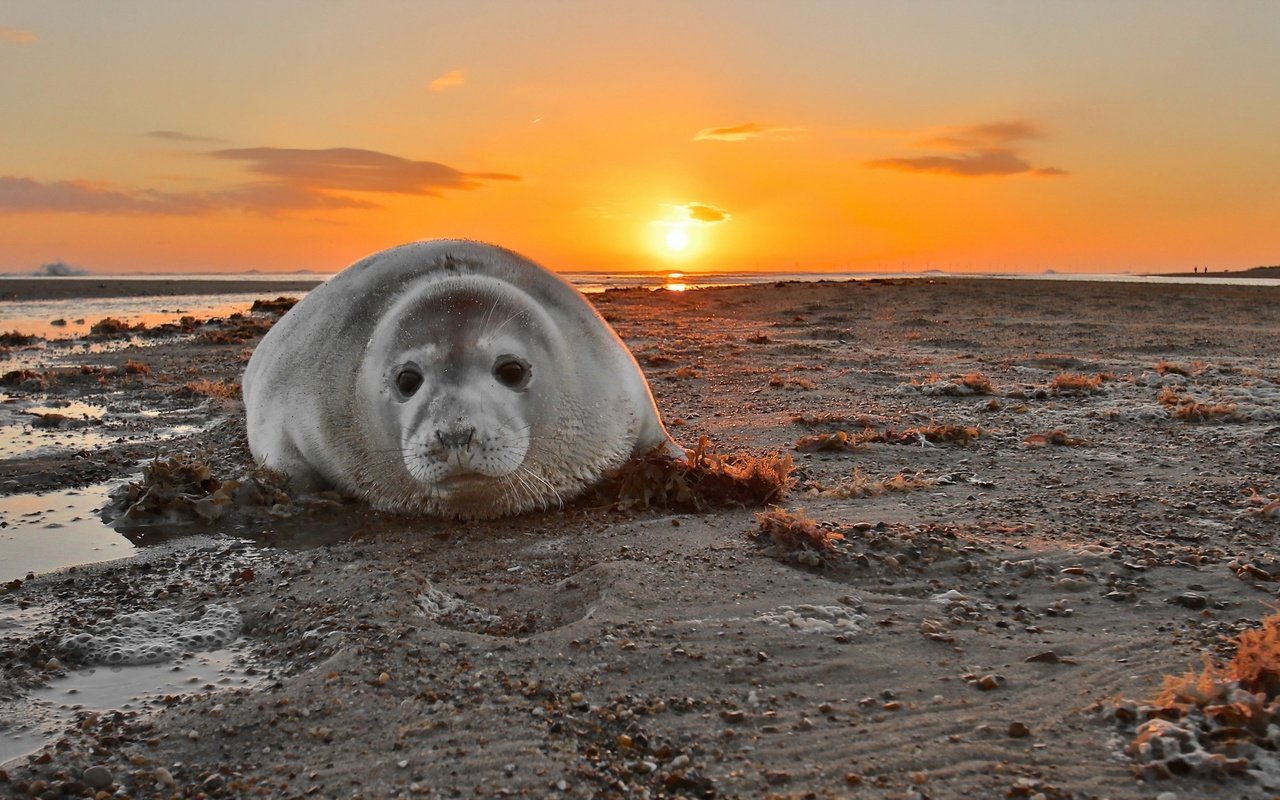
435;427;476;451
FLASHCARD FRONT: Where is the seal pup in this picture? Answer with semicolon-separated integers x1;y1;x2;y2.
243;240;681;518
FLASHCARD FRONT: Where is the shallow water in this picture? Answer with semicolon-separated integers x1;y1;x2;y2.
0;646;258;767
0;390;206;460
0;292;278;340
0;484;136;581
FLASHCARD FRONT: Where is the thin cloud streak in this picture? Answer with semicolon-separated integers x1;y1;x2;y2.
665;202;731;225
693;122;803;142
0;176;376;216
0;26;37;44
867;119;1068;178
0;145;518;216
147;130;227;144
209;147;519;196
429;69;465;92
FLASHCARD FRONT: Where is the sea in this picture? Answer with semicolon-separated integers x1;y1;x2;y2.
2;268;1277;341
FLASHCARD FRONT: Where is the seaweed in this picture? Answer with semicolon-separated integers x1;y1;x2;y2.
1023;430;1087;447
111;455;291;524
755;508;843;554
1049;372;1103;395
598;436;793;512
250;296;299;314
810;468;932;499
1124;612;1280;780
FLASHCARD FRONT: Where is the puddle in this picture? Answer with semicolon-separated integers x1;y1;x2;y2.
0;646;260;768
0;392;206;460
0;293;282;340
0;485;136;581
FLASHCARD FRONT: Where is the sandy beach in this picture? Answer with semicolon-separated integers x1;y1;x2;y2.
2;276;1280;799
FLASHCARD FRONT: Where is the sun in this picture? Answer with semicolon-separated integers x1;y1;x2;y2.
664;228;689;252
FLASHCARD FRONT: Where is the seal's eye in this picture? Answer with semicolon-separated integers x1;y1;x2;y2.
493;356;531;390
395;367;424;397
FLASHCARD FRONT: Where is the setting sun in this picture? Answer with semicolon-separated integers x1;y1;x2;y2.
664;228;689;252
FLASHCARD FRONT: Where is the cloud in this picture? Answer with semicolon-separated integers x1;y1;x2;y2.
684;203;730;223
209;147;518;196
664;202;731;225
147;130;226;144
0;146;517;216
694;122;803;142
429;69;465;92
866;120;1067;178
0;27;37;44
0;176;375;215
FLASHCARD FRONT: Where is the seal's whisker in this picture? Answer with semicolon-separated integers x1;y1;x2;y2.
488;305;529;337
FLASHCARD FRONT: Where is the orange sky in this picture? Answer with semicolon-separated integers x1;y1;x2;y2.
2;3;1279;274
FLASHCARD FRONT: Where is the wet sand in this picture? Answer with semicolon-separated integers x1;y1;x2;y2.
2;277;1280;798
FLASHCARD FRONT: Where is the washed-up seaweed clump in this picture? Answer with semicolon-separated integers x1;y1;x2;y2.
795;424;980;451
111;455;292;524
756;508;843;554
598;436;793;512
250;296;299;314
1121;612;1280;781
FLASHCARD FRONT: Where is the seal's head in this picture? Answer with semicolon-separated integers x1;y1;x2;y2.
355;274;602;517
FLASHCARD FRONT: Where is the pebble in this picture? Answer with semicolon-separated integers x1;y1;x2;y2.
1008;721;1031;738
975;674;1005;691
82;766;112;790
1172;592;1208;610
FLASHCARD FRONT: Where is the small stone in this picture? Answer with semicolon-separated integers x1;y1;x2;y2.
397;759;409;769
375;671;391;686
153;767;174;786
1172;592;1208;610
975;674;1004;691
43;657;63;672
186;729;200;741
1008;721;1031;738
82;766;113;789
1155;792;1177;800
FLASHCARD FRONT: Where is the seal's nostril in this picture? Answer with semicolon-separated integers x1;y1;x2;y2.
436;427;476;450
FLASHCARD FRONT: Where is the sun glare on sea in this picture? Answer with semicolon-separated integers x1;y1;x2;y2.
665;228;689;252
664;272;688;292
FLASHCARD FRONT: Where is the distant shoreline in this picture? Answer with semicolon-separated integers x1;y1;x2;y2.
1147;265;1280;279
0;277;325;302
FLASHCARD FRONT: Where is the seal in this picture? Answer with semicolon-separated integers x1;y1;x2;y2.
242;240;681;519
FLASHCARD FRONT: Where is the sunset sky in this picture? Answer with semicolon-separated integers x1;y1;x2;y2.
2;2;1278;275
